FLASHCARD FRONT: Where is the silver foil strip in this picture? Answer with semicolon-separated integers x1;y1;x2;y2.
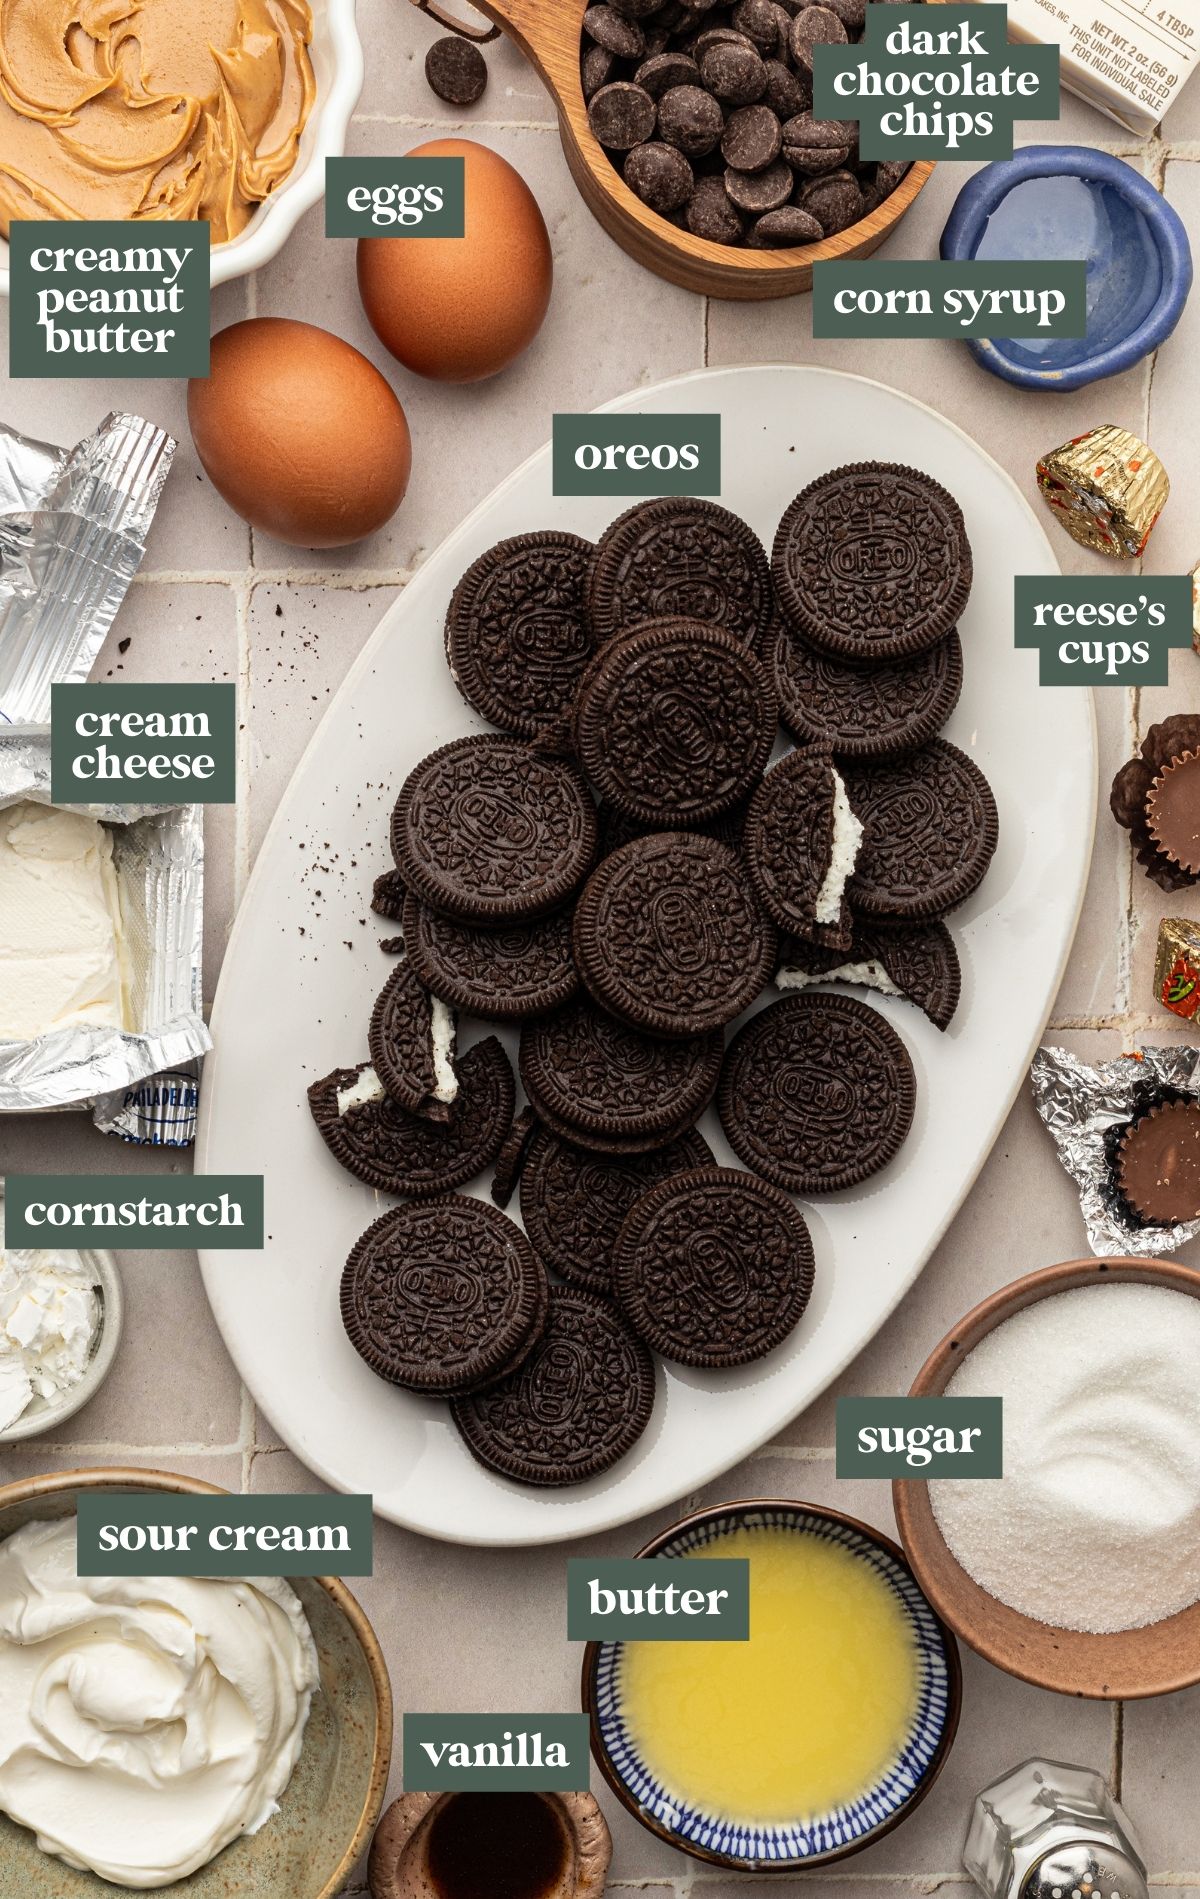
1031;1043;1200;1257
0;734;209;1140
0;411;175;727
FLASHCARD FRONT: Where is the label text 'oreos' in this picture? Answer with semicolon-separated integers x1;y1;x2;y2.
567;1558;750;1640
553;414;721;497
3;1176;264;1249
403;1714;591;1791
836;1397;1003;1477
76;1494;373;1577
1014;575;1193;682
9;221;210;378
51;683;236;802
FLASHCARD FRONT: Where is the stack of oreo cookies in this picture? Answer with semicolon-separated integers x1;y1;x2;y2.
307;465;998;1489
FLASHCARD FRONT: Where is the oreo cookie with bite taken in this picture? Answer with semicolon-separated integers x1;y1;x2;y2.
371;870;407;922
391;735;597;924
743;746;861;950
589;497;773;651
340;1195;546;1395
842;739;999;922
772;462;972;662
574;619;777;825
368;958;458;1121
519;1124;714;1294
718;991;915;1192
519;996;723;1148
444;531;595;743
573;833;776;1037
613;1165;815;1367
307;1039;516;1199
451;1285;656;1486
773;620;963;758
776;915;961;1031
402;891;578;1022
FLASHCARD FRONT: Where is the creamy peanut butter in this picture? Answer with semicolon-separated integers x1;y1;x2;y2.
0;0;316;244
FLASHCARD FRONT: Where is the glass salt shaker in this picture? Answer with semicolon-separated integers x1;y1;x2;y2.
964;1759;1148;1899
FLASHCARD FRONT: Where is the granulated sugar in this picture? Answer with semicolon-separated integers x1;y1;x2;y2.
929;1282;1200;1634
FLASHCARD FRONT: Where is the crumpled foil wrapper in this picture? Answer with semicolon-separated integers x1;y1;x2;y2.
0;732;210;1143
0;411;175;726
1031;1043;1200;1256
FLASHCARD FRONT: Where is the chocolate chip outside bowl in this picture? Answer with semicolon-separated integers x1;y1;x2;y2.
404;0;934;298
894;1255;1200;1700
0;1467;393;1899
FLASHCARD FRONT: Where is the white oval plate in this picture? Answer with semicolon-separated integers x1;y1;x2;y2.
197;366;1094;1547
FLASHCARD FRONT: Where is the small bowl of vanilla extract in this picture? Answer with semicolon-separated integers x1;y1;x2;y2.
367;1789;611;1899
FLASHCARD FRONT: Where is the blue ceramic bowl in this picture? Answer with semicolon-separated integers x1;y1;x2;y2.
582;1500;961;1871
940;146;1192;392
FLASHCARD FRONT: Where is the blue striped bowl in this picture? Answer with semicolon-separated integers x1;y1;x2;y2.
582;1500;961;1871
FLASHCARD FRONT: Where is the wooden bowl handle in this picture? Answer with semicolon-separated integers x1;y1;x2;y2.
405;0;571;69
410;0;501;43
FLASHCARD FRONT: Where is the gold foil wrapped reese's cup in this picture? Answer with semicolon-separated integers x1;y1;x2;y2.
1155;917;1200;1020
1036;424;1169;558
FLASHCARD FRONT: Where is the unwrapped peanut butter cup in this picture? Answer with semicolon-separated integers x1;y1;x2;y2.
1146;749;1200;876
1117;1099;1200;1226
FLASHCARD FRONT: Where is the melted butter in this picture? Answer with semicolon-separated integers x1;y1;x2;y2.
0;0;315;242
620;1526;920;1825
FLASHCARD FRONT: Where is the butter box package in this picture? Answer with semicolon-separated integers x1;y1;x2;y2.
988;0;1200;136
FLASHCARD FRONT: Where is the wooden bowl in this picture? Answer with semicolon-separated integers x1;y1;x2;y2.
420;0;934;298
894;1256;1200;1701
0;1467;393;1898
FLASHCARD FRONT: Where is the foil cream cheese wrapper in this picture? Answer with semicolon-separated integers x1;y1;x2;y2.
1032;1042;1200;1255
0;732;209;1140
0;411;175;726
1036;424;1168;559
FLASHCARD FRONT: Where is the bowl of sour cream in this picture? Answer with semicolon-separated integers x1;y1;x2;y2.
0;1468;393;1897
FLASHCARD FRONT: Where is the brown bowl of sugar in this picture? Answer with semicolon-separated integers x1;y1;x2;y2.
895;1255;1200;1699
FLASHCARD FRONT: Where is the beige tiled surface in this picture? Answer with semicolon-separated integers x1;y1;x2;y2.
2;4;1200;1893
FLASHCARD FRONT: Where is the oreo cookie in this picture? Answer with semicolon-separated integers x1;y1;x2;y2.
519;996;723;1149
588;497;773;650
574;619;777;825
391;735;598;924
490;1105;539;1211
613;1165;815;1367
718;992;915;1192
519;1125;715;1294
772;462;972;662
776;916;961;1031
451;1285;656;1486
744;747;861;950
842;739;999;921
773;621;963;758
307;1038;516;1198
368;958;458;1120
402;891;578;1022
340;1195;546;1395
444;531;595;743
573;832;776;1036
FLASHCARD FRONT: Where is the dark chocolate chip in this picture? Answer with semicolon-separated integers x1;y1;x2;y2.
747;203;824;244
625;139;695;210
763;56;811;118
691;24;756;55
635;49;701;94
589;80;658;148
658;82;725;154
724;156;793;212
720;101;782;170
819;0;866;26
610;0;670;14
584;3;647;56
701;39;768;102
581;42;618;97
796;165;864;233
781;110;852;172
686;172;745;241
862;156;912;211
732;0;786;48
425;36;488;106
789;4;849;71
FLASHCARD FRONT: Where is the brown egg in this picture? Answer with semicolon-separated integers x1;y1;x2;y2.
357;138;553;383
187;318;412;547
